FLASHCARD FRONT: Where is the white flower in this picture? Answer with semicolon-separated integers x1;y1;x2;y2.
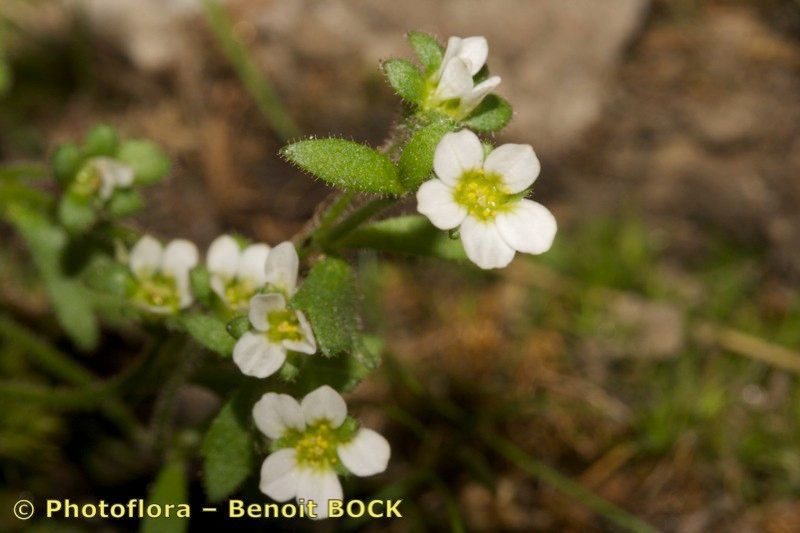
231;241;316;378
206;235;271;310
253;386;391;519
128;235;199;314
232;293;316;378
416;130;557;269
425;36;501;119
74;157;135;200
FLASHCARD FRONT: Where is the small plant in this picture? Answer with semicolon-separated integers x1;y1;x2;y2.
1;31;556;519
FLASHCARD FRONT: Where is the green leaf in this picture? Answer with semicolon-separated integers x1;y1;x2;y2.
226;315;250;340
291;257;358;357
5;205;99;350
338;215;467;261
52;142;83;185
398;119;455;190
295;334;382;393
189;266;214;308
463;94;513;132
180;313;236;356
83;124;119;157
382;59;425;104
202;393;256;502
281;139;402;194
58;193;96;234
117;140;170;185
140;459;188;533
407;31;443;74
107;189;144;218
83;257;133;296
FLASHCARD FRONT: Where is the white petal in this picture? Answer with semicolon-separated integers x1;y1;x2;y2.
248;293;287;332
259;448;299;502
460;216;516;269
483;143;540;194
232;332;286;378
175;270;193;309
461;75;501;115
206;235;240;278
456;36;489;75
129;235;163;278
433;58;473;101
433;130;484;186
264;241;299;294
301;385;347;428
95;158;135;199
416;179;466;230
337;428;391;477
295;468;342;520
282;310;317;354
252;392;305;439
210;276;226;301
237;243;270;285
496;199;557;255
434;36;463;81
161;239;199;278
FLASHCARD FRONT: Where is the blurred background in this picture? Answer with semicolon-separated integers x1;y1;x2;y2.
2;0;800;531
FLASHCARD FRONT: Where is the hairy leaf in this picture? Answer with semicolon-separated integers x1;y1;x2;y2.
180;313;235;357
295;334;383;393
382;59;425;104
281;139;402;194
463;94;513;132
407;31;443;74
398;119;455;190
338;215;466;261
201;392;256;502
291;257;358;356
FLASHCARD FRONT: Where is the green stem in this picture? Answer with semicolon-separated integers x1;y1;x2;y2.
321;197;396;250
0;314;94;384
483;430;658;533
202;0;300;141
0;381;112;409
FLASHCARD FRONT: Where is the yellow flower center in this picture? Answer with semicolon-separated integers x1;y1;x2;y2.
132;274;180;312
294;421;340;471
266;309;303;343
452;169;511;221
223;279;256;310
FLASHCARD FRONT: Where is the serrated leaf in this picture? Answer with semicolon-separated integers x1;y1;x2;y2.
407;31;443;74
463;94;513;132
201;393;256;502
180;313;235;356
398;119;455;190
140;459;188;533
382;59;425;104
338;215;467;261
117;140;170;185
5;205;99;350
281;139;402;194
291;257;357;356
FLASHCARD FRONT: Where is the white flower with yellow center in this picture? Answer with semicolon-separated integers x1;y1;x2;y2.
206;235;271;311
254;386;391;520
73;157;135;200
232;242;316;378
128;235;199;314
417;130;557;269
425;36;501;119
